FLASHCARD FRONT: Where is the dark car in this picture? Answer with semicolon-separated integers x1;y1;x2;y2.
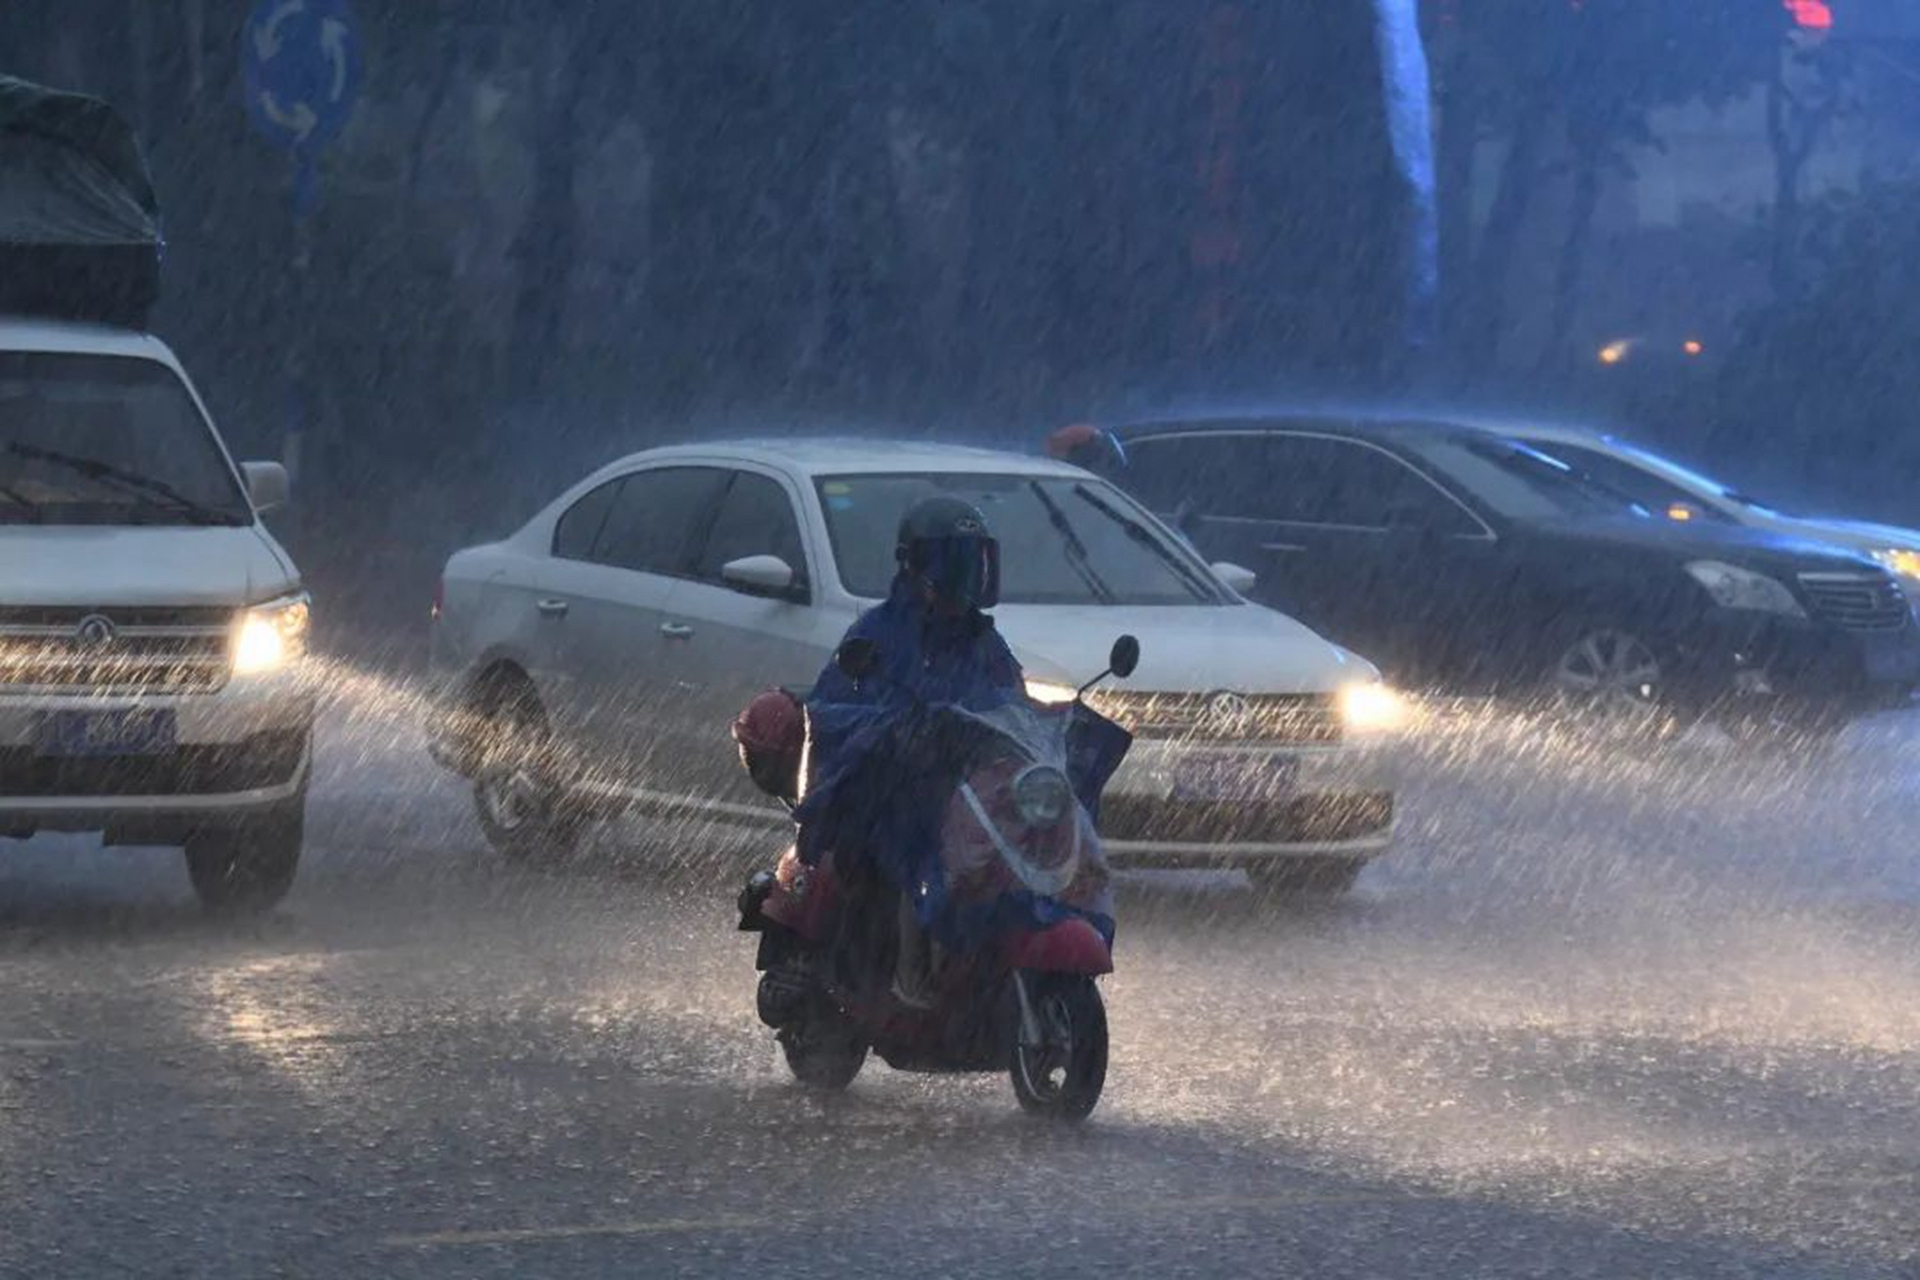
1095;415;1920;736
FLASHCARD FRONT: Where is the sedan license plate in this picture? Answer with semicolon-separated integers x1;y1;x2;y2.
35;709;176;759
1171;754;1298;802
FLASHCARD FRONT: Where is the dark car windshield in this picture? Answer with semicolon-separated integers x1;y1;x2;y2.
0;352;250;527
1410;436;1648;522
817;472;1227;605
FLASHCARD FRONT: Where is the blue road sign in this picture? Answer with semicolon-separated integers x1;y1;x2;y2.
242;0;360;211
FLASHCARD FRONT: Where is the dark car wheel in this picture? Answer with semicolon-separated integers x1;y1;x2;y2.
1548;625;1684;739
185;797;304;915
1010;975;1108;1122
473;689;583;865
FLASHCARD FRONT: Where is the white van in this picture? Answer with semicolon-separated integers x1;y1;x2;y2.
0;317;313;911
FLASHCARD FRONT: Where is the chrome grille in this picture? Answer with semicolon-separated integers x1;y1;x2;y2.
0;606;233;694
1088;690;1342;745
1797;572;1911;633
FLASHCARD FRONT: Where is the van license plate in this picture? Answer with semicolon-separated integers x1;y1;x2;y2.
1171;755;1298;802
35;709;176;758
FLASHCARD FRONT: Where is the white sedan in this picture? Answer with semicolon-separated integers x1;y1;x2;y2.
427;439;1399;892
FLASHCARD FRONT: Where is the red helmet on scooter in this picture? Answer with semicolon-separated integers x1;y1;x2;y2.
733;688;805;799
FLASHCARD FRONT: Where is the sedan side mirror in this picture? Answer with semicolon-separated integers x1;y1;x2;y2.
241;461;289;515
1211;562;1258;594
720;555;800;600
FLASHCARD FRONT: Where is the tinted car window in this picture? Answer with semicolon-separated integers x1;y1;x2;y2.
1127;431;1475;533
1532;441;1733;523
593;466;728;574
696;471;809;587
1269;435;1475;532
552;477;621;560
1411;437;1642;521
1122;436;1268;519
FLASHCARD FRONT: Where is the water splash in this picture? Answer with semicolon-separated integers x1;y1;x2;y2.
1373;0;1439;346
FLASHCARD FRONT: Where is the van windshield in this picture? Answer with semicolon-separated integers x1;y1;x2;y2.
0;352;250;526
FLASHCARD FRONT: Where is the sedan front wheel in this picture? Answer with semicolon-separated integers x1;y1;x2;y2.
1549;626;1681;739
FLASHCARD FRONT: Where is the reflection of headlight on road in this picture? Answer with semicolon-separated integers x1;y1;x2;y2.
1872;548;1920;584
233;593;311;674
1338;681;1407;734
1025;679;1078;706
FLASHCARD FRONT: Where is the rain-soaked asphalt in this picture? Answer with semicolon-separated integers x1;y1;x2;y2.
2;666;1918;1278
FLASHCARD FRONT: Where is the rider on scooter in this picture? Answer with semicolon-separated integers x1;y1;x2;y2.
804;495;1026;1006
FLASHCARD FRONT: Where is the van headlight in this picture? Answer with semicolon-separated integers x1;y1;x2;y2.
1684;561;1804;617
233;592;311;674
1338;681;1407;735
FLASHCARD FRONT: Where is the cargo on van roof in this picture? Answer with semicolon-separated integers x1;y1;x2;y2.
0;76;161;328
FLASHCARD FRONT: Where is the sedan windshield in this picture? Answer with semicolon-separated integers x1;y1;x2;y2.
1412;436;1647;522
0;352;250;526
817;472;1228;605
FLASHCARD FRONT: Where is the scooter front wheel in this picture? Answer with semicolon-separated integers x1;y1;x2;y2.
1010;975;1108;1121
780;1007;868;1091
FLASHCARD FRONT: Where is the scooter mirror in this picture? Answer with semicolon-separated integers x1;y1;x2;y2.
1108;635;1140;680
836;637;881;682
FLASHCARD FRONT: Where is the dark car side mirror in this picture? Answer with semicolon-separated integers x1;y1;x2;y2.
835;637;880;682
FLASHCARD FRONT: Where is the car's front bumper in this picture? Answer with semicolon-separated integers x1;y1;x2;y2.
1099;737;1395;866
1670;608;1920;710
0;669;314;841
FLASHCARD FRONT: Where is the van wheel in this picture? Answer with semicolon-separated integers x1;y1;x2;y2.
186;798;304;914
473;688;582;865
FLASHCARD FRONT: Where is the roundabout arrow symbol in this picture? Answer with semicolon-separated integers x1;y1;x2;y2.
252;0;307;62
320;18;350;101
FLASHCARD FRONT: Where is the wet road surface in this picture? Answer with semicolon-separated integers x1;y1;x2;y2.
1;672;1918;1278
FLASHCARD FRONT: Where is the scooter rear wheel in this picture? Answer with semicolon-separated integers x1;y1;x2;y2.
1010;975;1107;1121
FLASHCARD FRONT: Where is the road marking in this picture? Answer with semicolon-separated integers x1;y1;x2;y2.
383;1212;773;1249
0;1038;72;1049
381;1188;1430;1250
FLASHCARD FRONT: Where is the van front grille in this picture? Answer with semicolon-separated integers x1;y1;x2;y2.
0;607;233;695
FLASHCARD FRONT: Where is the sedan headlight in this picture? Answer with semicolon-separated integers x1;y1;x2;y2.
1012;764;1073;826
1684;561;1805;617
1338;681;1407;735
1025;679;1079;706
233;592;311;674
1871;548;1920;584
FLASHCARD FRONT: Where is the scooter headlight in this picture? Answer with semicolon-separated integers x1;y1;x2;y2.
1012;765;1073;827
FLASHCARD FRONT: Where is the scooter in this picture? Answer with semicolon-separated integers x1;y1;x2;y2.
735;636;1138;1121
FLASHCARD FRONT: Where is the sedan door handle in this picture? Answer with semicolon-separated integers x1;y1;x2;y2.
1260;542;1308;554
536;598;570;617
660;622;695;640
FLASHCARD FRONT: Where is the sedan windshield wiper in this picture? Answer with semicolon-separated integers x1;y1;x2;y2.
3;442;240;526
1071;483;1220;603
1030;482;1116;605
